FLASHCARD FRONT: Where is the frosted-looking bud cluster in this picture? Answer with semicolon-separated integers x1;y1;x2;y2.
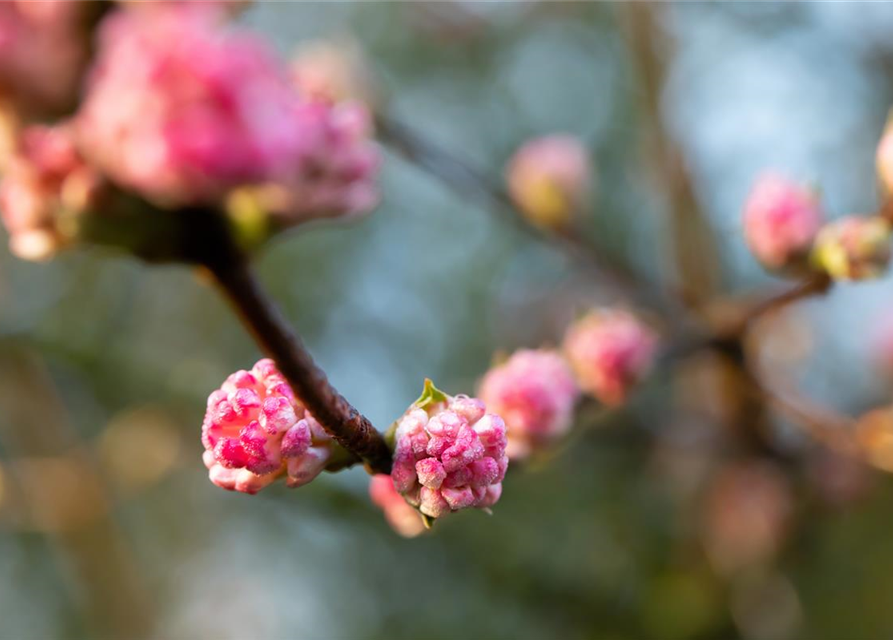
391;381;509;520
202;359;334;494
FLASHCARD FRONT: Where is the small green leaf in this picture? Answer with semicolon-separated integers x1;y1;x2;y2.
421;513;436;530
414;378;448;411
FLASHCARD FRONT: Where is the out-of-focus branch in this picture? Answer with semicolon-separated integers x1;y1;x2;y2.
0;349;151;640
620;3;722;308
182;209;390;474
375;112;676;315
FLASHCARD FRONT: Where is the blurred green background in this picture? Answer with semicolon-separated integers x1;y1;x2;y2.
4;3;893;639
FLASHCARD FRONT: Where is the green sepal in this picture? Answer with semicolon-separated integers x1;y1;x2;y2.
414;378;448;411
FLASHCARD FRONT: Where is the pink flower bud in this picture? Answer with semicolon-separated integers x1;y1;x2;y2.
369;474;426;538
742;174;822;270
0;2;90;118
257;101;381;222
506;134;592;231
390;380;509;522
562;310;658;407
701;460;793;576
877;119;893;195
0;124;97;260
478;349;579;460
77;5;306;207
811;216;892;281
290;39;376;107
201;359;334;493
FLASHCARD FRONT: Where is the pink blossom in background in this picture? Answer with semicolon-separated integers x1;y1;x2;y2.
505;134;592;231
479;349;579;460
202;358;334;494
262;101;380;222
811;215;892;281
701;460;793;576
369;474;426;538
0;1;89;118
877;120;893;194
290;39;376;106
563;310;658;407
77;5;306;207
0;124;97;260
391;381;509;520
742;174;822;270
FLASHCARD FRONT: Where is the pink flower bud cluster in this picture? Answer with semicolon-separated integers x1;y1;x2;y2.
0;124;98;260
0;2;90;117
267;101;380;221
742;174;823;271
391;382;508;520
77;6;303;207
563;310;658;407
811;215;892;281
202;358;334;494
506;134;592;231
290;40;375;107
369;474;426;538
478;349;579;460
877;118;893;195
76;5;379;221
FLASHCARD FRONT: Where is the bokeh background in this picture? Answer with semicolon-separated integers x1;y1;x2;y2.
4;2;893;639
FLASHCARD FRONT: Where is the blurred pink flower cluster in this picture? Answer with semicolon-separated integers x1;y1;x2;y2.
77;6;302;207
202;358;335;494
0;4;381;259
473;310;656;467
812;215;892;281
563;310;658;408
390;383;508;520
369;474;426;538
742;174;822;271
75;5;379;219
0;123;98;260
0;1;90;117
505;134;593;231
479;349;579;460
254;101;380;221
742;173;892;281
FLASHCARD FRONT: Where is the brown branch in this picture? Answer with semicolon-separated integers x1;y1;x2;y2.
182;209;391;474
620;3;722;307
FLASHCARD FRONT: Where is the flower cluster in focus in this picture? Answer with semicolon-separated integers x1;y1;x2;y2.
390;380;509;522
202;358;336;494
